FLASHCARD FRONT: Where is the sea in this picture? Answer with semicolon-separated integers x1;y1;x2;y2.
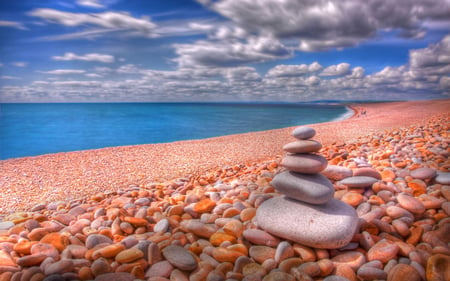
0;103;353;160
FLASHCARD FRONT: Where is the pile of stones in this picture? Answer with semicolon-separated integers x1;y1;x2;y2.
256;126;359;249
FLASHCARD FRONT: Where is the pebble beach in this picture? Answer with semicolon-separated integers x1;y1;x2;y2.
0;99;449;281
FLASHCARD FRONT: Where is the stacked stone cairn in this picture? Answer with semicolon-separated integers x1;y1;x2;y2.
256;126;359;249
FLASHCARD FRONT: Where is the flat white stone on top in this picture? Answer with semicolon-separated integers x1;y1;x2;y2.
292;126;316;140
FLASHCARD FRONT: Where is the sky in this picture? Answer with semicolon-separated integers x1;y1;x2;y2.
0;0;449;102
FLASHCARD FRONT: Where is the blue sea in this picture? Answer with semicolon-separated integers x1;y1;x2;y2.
0;103;352;160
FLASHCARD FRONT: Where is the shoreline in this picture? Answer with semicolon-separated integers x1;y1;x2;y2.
1;99;449;216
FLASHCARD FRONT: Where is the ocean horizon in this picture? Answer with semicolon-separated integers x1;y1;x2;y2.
0;102;353;160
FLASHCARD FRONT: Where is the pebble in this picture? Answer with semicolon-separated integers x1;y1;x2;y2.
367;239;399;263
321;165;353;181
281;154;328;174
397;193;425;214
291;126;316;140
242;229;280;247
410;167;437;179
256;197;358;249
270;171;334;204
435;172;450;185
162;245;198;271
352;168;382;180
426;254;450;281
340;176;378;188
283;140;322;153
387;264;421;281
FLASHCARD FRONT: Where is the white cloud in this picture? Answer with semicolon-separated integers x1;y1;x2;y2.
320;63;351;76
266;62;323;77
0;20;27;30
174;36;292;68
29;8;157;38
410;35;450;68
40;69;86;75
52;52;115;63
77;0;105;9
12;62;27;67
199;0;450;51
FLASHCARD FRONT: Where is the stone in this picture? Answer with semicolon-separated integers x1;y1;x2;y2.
145;260;173;278
283;140;322;153
0;222;14;231
242;229;280;247
353;168;382;180
321;165;353;181
40;232;69;252
435;172;450;185
95;272;135;281
367;239;399;263
262;271;295;281
410;167;437;180
115;248;144;264
397;193;425;214
340;176;378;188
331;251;366;270
281;154;328;174
256;196;358;249
249;246;276;264
193;199;216;214
162;245;197;271
0;250;16;267
388;264;421;281
85;234;113;249
209;232;236;246
270;171;334;204
292;126;316;140
426;254;450;281
153;218;169;233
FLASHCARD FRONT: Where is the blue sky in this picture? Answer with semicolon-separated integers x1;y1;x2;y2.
0;0;449;102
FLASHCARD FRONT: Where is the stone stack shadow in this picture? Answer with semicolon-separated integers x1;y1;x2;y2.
256;126;359;249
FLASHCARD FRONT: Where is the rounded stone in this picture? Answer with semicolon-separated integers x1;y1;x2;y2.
397;193;425;214
388;264;421;281
283;140;322;153
94;272;135;281
256;196;358;249
435;172;450;185
115;248;144;264
410;167;437;180
340;176;378;188
162;245;197;271
321;165;353;181
367;239;399;263
292;126;316;140
242;229;280;247
426;254;450;281
271;171;334;204
281;154;328;174
85;234;113;249
353;168;382;180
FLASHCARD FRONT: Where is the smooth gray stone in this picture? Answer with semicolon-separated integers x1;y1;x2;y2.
410;167;437;180
271;171;334;204
292;126;316;140
256;196;358;249
340;176;378;188
435;172;450;185
281;153;328;174
283;140;322;153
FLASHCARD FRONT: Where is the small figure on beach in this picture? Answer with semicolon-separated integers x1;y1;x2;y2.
256;126;359;249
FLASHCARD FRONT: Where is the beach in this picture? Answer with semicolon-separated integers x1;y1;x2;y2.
0;99;449;280
1;99;448;215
